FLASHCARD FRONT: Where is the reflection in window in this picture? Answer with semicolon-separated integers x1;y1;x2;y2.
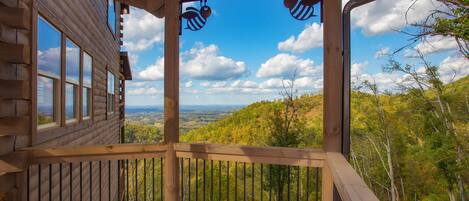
65;83;76;120
83;88;90;117
83;53;92;118
37;16;61;127
38;76;55;125
107;71;115;114
108;0;116;33
66;39;80;82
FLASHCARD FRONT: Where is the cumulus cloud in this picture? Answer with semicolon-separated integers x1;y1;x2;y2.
123;7;164;51
375;47;390;59
126;81;148;87
184;81;193;88
257;54;321;78
347;0;444;35
404;35;459;57
181;44;247;80
278;23;323;53
438;55;469;83
138;57;164;81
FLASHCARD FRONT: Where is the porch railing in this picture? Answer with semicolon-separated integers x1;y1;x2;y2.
11;143;378;201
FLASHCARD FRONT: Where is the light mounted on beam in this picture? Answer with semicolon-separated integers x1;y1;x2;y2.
181;0;212;32
284;0;322;21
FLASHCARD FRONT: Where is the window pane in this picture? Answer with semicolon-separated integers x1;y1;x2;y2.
83;53;92;87
108;0;116;33
38;76;55;125
66;39;80;83
83;87;90;117
108;72;115;94
65;83;76;120
38;16;61;77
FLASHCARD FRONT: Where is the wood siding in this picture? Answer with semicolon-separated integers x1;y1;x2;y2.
0;0;126;200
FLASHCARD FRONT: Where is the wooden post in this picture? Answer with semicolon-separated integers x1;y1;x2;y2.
323;0;343;200
163;0;180;201
322;164;334;201
323;0;343;154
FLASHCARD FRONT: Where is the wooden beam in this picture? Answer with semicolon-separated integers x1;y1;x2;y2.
163;0;181;200
326;152;379;201
0;43;30;64
323;0;343;153
0;7;30;29
0;117;30;136
0;152;28;176
322;163;334;201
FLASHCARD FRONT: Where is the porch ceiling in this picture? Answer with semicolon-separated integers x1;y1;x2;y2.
118;0;165;17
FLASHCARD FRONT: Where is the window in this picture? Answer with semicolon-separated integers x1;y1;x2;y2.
107;71;115;114
83;53;92;118
65;39;80;122
37;16;61;127
107;0;116;33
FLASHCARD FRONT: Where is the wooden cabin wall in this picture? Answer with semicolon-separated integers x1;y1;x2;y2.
0;0;126;200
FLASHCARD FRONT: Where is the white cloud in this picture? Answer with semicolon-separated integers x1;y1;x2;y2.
258;77;323;90
278;23;323;53
138;57;164;81
375;47;390;58
128;87;160;95
184;81;193;88
405;35;459;57
257;53;321;78
438;55;469;83
123;7;164;51
347;0;444;35
126;81;147;87
181;44;247;80
128;53;139;66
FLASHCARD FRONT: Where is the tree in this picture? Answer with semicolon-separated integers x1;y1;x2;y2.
384;54;468;201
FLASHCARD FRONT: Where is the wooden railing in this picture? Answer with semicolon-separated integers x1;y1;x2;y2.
11;143;378;201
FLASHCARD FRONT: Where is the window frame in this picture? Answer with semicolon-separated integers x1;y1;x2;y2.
107;0;117;36
82;52;93;121
64;38;81;124
107;70;116;115
37;15;62;130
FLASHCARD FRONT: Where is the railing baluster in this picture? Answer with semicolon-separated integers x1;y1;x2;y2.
251;164;255;201
109;161;111;201
288;166;291;201
210;161;213;201
70;163;73;201
203;160;206;201
27;167;30;201
60;163;62;201
269;165;272;201
153;158;155;201
306;167;310;201
39;164;41;201
234;162;237;201
188;158;191;201
243;162;246;201
49;164;51;201
80;162;83;201
260;164;263;201
144;159;147;201
315;168;319;201
99;161;102;201
135;159;138;201
297;166;300;201
181;158;184;201
226;161;229;201
160;158;163;201
126;160;129;201
196;159;199;201
118;160;120;201
218;161;222;201
90;162;92;201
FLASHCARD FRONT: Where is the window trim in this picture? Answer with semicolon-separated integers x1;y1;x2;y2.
37;15;62;130
64;37;81;123
107;0;117;37
107;70;116;116
82;51;93;120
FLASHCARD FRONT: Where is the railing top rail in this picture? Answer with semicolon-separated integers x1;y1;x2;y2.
19;143;168;164
326;152;380;201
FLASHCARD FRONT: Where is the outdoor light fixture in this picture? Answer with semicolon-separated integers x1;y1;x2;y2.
121;3;130;14
284;0;322;21
181;0;212;32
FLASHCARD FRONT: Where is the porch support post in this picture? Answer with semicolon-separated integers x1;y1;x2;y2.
163;0;180;201
323;0;343;200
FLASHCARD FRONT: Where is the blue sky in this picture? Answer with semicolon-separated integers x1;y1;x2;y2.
122;0;468;106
